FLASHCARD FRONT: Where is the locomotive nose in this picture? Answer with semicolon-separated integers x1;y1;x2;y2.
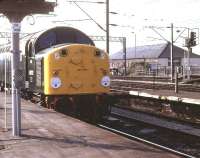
44;44;110;95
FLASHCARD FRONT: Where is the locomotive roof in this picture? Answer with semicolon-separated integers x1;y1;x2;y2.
29;26;95;53
0;27;95;55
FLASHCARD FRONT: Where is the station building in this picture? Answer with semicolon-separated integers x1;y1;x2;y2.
110;42;200;76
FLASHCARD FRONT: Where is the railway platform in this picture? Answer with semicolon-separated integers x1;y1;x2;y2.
0;93;181;158
129;89;200;105
111;78;200;104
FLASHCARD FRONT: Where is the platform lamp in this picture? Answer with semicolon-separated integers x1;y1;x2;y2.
0;0;56;137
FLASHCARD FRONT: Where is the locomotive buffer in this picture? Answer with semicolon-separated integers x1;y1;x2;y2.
0;0;56;136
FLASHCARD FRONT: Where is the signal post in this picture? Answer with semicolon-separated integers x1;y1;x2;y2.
185;31;197;80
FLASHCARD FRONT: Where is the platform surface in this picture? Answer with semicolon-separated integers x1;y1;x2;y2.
0;93;180;158
129;89;200;105
112;79;200;101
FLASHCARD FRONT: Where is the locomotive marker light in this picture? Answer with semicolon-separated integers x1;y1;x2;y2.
0;0;56;136
101;76;111;87
51;77;62;89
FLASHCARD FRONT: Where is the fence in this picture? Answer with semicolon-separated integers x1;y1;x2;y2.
111;65;200;78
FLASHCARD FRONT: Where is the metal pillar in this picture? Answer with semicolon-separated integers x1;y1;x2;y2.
134;34;136;58
123;37;127;76
187;47;191;80
175;67;178;93
4;54;7;131
11;22;21;136
106;0;109;54
170;23;174;82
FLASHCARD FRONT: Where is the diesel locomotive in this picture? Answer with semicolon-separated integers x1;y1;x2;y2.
0;26;110;121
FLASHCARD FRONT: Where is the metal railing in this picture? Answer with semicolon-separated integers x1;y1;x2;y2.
111;66;200;78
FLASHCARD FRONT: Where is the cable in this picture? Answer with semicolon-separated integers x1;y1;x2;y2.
72;1;106;32
66;0;105;4
52;18;91;23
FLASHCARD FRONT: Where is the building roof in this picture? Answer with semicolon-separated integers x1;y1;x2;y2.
110;42;200;60
159;42;200;58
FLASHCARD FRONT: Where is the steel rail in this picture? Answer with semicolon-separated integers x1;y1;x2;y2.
98;124;196;158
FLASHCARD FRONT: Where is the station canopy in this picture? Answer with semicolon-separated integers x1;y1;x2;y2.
0;0;55;15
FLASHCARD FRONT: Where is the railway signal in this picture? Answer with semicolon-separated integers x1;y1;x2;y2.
190;31;197;47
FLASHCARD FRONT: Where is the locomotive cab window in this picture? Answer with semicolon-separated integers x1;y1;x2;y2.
95;49;105;59
60;49;68;57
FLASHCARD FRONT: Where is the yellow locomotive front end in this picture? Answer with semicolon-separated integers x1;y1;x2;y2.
43;44;110;95
23;26;111;121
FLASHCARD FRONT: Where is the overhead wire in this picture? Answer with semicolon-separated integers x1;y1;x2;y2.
66;0;105;4
71;1;106;32
52;18;91;23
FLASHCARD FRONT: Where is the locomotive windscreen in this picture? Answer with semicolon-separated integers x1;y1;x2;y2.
34;27;95;53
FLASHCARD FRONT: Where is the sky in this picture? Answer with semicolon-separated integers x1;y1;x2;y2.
1;0;200;54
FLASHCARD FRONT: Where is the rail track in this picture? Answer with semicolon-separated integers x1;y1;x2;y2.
54;100;200;157
111;75;200;83
111;77;200;92
109;89;200;125
111;76;171;82
98;106;200;158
